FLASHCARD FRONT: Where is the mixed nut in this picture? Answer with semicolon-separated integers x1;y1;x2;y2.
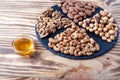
58;0;98;23
79;10;118;42
36;0;118;57
36;7;72;38
48;25;100;56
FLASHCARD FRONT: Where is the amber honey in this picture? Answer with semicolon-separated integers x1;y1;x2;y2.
12;35;34;56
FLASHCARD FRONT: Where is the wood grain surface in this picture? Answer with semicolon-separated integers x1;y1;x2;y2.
0;0;120;80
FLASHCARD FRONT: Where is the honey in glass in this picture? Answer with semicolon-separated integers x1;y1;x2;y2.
12;35;35;56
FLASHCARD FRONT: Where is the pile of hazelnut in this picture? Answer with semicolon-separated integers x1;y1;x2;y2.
58;0;98;23
48;25;100;56
36;7;72;38
79;10;118;42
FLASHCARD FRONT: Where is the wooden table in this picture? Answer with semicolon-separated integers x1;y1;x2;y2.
0;0;120;80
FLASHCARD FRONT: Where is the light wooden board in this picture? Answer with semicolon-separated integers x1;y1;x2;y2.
0;0;120;80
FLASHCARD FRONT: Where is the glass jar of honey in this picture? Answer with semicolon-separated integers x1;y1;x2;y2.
12;35;35;56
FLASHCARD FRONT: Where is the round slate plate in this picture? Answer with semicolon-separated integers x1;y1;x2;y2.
35;5;119;60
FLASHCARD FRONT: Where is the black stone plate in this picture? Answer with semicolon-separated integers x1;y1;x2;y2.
35;5;119;60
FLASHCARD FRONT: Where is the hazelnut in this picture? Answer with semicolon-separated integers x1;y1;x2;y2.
98;28;103;32
109;17;114;22
105;33;110;38
100;10;108;17
93;26;98;31
109;30;115;35
94;23;99;26
95;31;99;35
86;27;90;30
108;13;112;18
82;23;87;28
79;22;83;26
106;25;111;30
89;28;94;32
110;35;115;40
99;32;104;37
107;39;112;42
102;36;107;40
86;18;91;23
114;27;118;31
103;28;108;32
90;23;94;28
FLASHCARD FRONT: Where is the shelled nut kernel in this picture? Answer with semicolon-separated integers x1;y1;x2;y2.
79;10;118;42
48;25;100;56
36;7;72;38
58;0;98;23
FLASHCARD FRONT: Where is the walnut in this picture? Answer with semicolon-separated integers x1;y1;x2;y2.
36;7;72;38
